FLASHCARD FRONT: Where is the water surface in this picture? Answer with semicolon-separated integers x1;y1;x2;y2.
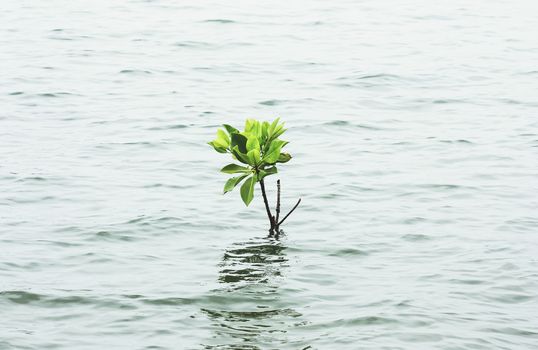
1;1;538;349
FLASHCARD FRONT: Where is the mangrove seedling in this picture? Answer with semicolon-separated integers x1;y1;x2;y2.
208;118;301;237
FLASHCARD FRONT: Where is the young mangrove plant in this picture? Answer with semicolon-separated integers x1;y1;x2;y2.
208;118;301;237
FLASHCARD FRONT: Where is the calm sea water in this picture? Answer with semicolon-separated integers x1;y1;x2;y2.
1;1;537;349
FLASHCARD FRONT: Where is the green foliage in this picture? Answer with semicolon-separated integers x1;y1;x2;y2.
240;176;255;206
223;174;248;194
221;164;249;174
208;118;292;206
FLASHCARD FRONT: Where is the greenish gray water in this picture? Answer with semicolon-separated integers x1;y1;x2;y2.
1;1;538;349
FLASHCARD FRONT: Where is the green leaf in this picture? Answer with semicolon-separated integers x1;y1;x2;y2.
268;117;280;136
246;135;260;152
264;119;286;151
279;140;289;149
245;119;257;133
263;140;288;164
208;141;227;153
245;119;263;140
257;166;278;181
231;133;248;153
261;121;270;143
240;176;255;206
216;129;230;147
223;174;248;194
247;148;261;166
223;124;238;135
212;138;228;149
263;150;279;164
231;146;250;165
244;119;253;132
254;122;262;140
277;152;292;163
221;164;250;174
264;166;278;175
272;127;287;140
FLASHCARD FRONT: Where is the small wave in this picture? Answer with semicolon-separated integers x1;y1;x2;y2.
325;316;397;327
518;70;538;75
0;290;135;309
103;141;161;148
148;124;188;130
202;19;236;24
448;278;486;285
8;196;58;204
39;92;57;97
202;307;300;319
174;41;212;48
356;73;402;80
349;316;397;325
499;263;519;271
439;139;473;144
432;98;468;104
88;231;137;242
35;92;75;98
334;72;412;89
480;327;538;337
141;297;194;306
15;176;47;182
48;36;74;41
410;98;470;105
38;239;82;247
416;184;473;191
487;293;533;304
259;99;283;106
325;120;349;126
322;120;383;130
119;69;152;74
328;248;368;257
126;216;146;224
401;233;431;242
155;216;184;223
1;291;41;304
348;185;379;192
142;183;189;189
124;215;184;225
402;217;427;225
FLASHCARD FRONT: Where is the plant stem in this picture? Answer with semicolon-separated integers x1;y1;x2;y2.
276;179;281;225
259;178;276;235
278;198;301;226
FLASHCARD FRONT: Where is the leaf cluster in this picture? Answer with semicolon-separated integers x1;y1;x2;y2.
208;118;292;206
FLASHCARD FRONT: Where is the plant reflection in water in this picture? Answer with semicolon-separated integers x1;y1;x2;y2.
202;236;305;349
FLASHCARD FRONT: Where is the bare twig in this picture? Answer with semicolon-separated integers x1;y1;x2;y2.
276;179;281;224
277;198;301;226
